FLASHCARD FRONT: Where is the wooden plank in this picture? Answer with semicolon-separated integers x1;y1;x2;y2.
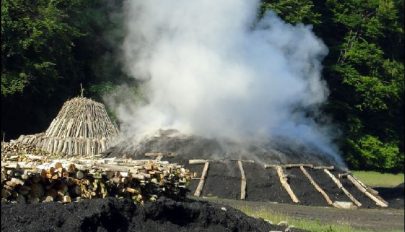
349;175;380;196
346;175;388;207
347;174;383;201
25;155;44;160
194;162;209;197
189;159;253;164
230;159;255;163
299;166;333;205
275;166;299;203
100;137;106;152
237;160;247;200
324;169;362;207
265;164;314;169
2;162;39;170
313;166;334;170
189;159;208;164
338;171;382;199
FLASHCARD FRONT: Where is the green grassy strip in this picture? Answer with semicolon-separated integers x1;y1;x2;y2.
200;197;403;232
237;205;369;232
352;171;404;187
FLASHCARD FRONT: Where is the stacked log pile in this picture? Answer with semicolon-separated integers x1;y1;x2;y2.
1;155;193;204
1;142;49;157
14;97;119;156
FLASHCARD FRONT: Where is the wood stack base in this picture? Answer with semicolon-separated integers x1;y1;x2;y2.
1;155;193;205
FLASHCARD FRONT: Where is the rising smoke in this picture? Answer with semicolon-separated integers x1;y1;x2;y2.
111;0;343;165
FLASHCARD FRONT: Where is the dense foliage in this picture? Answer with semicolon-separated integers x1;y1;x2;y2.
262;0;404;172
1;0;403;172
1;0;131;137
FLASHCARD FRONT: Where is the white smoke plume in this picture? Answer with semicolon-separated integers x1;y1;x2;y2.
112;0;343;165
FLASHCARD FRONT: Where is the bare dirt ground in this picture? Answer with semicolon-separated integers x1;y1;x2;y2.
201;197;404;231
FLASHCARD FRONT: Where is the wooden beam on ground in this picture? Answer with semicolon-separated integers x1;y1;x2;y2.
237;160;247;200
264;164;314;169
275;166;300;203
346;175;388;207
323;169;362;207
312;166;334;170
190;159;253;165
189;159;208;164
194;161;210;197
337;172;351;178
189;159;230;164
230;159;255;163
299;166;333;205
339;173;379;196
352;175;380;196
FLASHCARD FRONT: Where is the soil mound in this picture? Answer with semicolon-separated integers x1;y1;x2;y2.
1;197;305;232
101;130;395;209
104;129;341;166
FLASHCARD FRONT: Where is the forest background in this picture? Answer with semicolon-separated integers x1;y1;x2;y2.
1;0;404;172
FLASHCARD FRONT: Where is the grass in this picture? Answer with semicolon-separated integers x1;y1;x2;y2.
236;205;403;232
352;171;404;187
237;205;367;232
198;170;404;232
201;194;404;232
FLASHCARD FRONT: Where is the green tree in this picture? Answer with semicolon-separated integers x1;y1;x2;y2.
325;0;404;172
1;0;82;96
1;0;131;139
261;0;321;25
262;0;404;172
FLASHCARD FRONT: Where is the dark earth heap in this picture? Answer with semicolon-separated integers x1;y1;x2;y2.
103;130;403;209
1;197;306;232
104;129;341;166
184;161;403;208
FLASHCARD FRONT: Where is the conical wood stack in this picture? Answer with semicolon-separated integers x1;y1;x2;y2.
15;97;119;157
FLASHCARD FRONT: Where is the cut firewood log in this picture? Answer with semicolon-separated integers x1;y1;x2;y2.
1;154;192;205
25;155;43;160
194;162;209;197
265;164;314;169
56;139;64;153
86;139;91;156
230;159;254;163
100;137;106;152
352;176;380;196
237;160;247;200
346;175;388;207
189;159;208;164
312;166;334;170
299;166;333;205
324;169;362;207
62;141;67;154
339;173;380;196
275;166;299;203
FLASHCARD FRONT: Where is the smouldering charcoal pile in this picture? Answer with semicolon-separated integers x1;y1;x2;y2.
1;155;193;204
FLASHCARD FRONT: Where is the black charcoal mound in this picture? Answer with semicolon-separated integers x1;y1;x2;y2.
104;129;342;167
101;130;402;208
1;197;306;232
